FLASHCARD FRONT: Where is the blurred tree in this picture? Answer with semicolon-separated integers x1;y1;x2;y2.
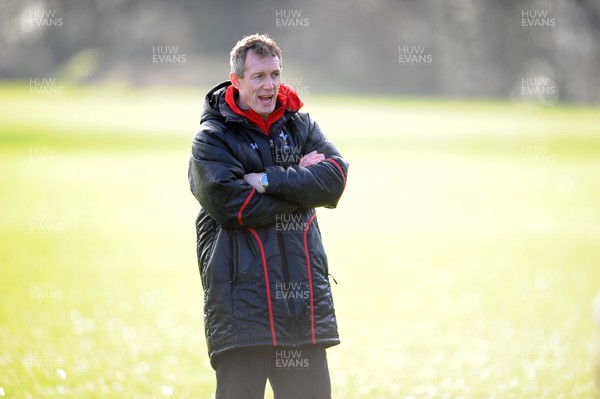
0;0;598;102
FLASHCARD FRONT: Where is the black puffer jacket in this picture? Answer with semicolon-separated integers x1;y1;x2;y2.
188;81;348;367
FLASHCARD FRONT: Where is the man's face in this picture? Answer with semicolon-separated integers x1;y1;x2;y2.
230;51;281;120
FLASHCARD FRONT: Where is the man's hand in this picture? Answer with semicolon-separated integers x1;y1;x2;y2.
299;150;325;167
244;173;266;193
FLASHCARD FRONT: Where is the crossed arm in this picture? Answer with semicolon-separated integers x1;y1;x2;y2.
243;150;325;193
189;118;348;229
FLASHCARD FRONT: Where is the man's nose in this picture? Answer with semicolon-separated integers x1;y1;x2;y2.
263;76;275;90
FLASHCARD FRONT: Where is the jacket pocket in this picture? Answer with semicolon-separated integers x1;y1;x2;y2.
200;237;216;290
230;231;239;283
306;216;329;277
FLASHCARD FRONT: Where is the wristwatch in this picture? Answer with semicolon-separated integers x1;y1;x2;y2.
260;173;269;191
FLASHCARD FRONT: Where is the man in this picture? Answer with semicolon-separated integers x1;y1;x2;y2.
188;34;349;399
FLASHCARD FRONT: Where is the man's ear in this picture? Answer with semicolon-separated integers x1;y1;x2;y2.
229;72;240;88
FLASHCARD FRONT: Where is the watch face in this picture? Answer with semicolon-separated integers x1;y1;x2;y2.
260;174;268;186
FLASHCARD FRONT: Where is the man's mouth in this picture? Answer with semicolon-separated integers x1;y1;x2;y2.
258;95;273;104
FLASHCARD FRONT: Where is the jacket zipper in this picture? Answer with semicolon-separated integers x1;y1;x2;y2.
268;130;298;338
269;139;276;162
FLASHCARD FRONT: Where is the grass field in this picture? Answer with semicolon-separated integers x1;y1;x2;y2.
1;83;599;398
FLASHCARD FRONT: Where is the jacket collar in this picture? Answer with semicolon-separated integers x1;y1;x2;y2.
223;82;304;135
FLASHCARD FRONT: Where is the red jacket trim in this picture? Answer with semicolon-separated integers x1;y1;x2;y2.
237;188;255;226
248;227;278;346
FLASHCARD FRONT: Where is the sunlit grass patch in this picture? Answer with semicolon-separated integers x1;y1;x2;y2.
1;84;599;398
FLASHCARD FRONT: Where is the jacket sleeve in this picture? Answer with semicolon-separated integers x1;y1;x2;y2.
264;115;349;209
189;124;298;229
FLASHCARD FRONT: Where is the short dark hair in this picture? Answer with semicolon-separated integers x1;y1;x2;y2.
230;34;282;78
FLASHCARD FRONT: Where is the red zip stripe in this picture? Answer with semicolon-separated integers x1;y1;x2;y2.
325;158;346;185
248;227;277;346
303;213;318;344
237;188;255;226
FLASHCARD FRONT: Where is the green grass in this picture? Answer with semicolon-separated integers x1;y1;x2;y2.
1;84;599;398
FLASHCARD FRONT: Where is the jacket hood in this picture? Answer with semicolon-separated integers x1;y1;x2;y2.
200;80;303;126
